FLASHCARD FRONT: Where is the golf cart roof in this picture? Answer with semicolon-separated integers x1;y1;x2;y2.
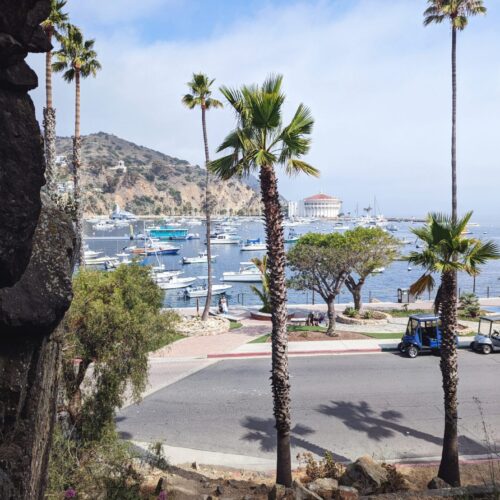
409;314;440;322
480;314;500;323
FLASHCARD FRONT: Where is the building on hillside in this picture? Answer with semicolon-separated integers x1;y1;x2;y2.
288;193;342;218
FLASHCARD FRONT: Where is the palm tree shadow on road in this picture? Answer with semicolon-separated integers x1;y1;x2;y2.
316;400;489;455
240;416;349;462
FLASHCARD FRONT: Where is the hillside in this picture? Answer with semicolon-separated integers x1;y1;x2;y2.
55;132;262;216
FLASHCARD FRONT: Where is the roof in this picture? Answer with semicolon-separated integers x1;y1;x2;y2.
480;314;500;322
409;314;440;322
304;193;337;201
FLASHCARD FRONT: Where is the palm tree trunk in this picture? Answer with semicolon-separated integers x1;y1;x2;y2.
451;27;457;223
73;70;83;265
43;30;56;196
201;104;212;320
326;298;338;336
260;164;292;487
437;269;460;486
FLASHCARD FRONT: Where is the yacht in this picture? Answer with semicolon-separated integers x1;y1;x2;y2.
157;276;197;290
209;233;240;245
371;267;385;274
222;263;262;282
240;239;267;251
184;283;232;298
182;251;217;264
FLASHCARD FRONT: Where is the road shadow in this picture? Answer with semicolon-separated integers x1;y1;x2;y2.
316;400;490;454
240;416;349;462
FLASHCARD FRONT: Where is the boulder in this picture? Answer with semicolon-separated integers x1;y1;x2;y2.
268;484;295;499
334;486;359;500
293;479;322;500
340;456;388;494
427;476;451;490
308;477;339;498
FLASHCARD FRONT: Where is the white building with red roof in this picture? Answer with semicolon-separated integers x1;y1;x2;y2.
288;193;342;218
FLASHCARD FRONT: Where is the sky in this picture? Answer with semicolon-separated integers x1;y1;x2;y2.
28;0;500;220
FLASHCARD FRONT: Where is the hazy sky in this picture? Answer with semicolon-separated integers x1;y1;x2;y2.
28;0;500;220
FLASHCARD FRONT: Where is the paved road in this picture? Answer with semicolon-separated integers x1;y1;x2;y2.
117;352;500;463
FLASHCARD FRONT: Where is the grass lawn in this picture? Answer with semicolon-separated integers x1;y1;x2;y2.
362;332;403;339
229;321;243;330
249;325;327;343
249;334;270;343
385;308;428;317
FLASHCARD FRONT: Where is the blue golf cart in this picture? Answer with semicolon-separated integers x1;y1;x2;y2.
399;314;445;358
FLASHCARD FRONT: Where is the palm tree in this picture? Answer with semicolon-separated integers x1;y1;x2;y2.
53;25;101;265
210;75;318;486
182;74;223;320
409;212;499;486
424;0;487;222
41;0;69;195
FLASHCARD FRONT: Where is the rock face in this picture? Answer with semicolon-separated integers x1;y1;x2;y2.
0;0;50;287
0;2;77;499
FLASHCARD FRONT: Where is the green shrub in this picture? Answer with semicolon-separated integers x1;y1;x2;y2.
343;306;358;318
460;292;481;318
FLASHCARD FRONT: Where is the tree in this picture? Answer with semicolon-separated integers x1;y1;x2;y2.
61;263;179;439
344;227;399;310
408;212;499;486
424;0;486;222
53;25;101;265
210;75;318;486
288;233;353;335
41;0;69;196
182;74;222;321
250;255;271;313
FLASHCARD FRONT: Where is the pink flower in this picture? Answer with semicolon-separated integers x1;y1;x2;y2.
64;488;77;498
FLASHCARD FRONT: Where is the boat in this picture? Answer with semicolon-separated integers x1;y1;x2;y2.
184;283;232;298
93;221;115;231
131;240;180;256
110;204;137;221
209;233;240;245
84;248;102;259
371;267;385;274
222;263;262;282
285;230;300;244
148;226;189;240
186;233;200;240
387;224;399;232
240;238;267;251
181;251;217;264
156;276;197;290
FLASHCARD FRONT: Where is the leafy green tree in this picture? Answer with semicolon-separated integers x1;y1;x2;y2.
41;0;69;195
61;263;179;440
288;233;353;335
459;292;480;318
409;212;499;486
210;75;318;487
344;227;399;310
250;255;271;313
53;25;101;265
182;74;222;320
424;0;486;221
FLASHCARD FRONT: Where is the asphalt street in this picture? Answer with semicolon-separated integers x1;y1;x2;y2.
117;352;500;463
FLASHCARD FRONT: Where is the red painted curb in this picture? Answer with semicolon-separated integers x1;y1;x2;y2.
207;347;383;359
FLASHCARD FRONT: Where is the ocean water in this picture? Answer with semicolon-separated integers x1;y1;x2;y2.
84;219;500;310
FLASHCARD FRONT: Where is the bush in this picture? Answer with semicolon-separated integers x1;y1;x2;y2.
343;307;358;318
460;292;481;318
297;452;345;481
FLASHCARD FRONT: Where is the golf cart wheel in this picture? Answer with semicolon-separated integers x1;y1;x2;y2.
407;345;419;358
398;342;405;353
481;344;492;355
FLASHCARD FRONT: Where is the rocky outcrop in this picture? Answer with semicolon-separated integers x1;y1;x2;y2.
0;2;77;499
0;0;50;287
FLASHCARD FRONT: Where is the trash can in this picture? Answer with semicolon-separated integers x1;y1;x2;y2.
398;288;416;303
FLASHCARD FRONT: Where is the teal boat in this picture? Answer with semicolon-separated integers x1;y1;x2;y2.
148;226;189;240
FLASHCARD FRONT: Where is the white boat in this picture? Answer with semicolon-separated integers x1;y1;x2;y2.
371;267;385;274
222;263;261;282
182;251;217;264
209;233;240;245
93;221;115;231
184;284;232;298
84;249;102;259
332;224;349;231
153;270;183;282
240;239;266;251
157;276;197;290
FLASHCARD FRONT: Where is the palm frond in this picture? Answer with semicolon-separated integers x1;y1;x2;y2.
409;273;435;296
285;159;320;177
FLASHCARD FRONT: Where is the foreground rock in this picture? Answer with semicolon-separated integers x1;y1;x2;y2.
340;456;388;494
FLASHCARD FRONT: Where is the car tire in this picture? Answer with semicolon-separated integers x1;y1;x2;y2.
481;344;492;355
470;341;476;350
407;345;419;358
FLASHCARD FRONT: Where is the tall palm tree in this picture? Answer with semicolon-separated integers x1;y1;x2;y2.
41;0;69;195
182;74;222;320
424;0;487;222
210;75;318;486
409;212;499;486
53;25;101;265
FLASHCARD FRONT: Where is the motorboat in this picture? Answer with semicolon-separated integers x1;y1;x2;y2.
184;283;232;298
240;239;267;251
209;233;240;245
131;241;180;256
387;224;399;232
371;267;385;274
84;248;102;259
285;230;300;244
181;251;217;264
152;270;183;282
156;276;197;290
222;263;262;282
